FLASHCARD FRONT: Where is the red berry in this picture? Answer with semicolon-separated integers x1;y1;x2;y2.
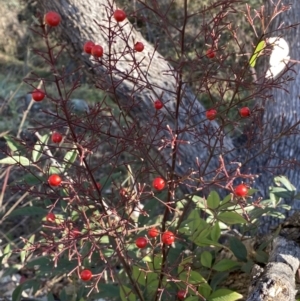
70;228;81;238
162;231;175;245
134;42;144;52
148;228;159;238
113;9;126;22
206;48;215;59
46;212;56;222
83;40;95;54
51;132;63;143
91;45;104;58
80;269;92;281
154;100;163;110
177;290;187;300
44;11;61;27
96;182;101;189
152;177;165;191
119;188;128;197
48;174;62;186
135;237;147;249
234;184;248;197
32;89;45;102
206;109;217;121
239;107;251;117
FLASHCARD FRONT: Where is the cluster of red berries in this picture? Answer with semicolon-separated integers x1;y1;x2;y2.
82;9;144;58
135;229;175;248
205;106;251;121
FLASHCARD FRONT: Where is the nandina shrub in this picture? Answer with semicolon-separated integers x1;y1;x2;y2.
0;1;297;300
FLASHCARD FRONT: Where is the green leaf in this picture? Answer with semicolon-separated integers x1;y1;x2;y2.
207;191;220;209
132;266;146;286
20;234;35;264
0;156;30;166
47;293;56;301
194;238;223;248
12;285;23;301
255;250;268;263
62;148;77;170
213;259;240;271
8;206;48;217
249;40;266;67
18;174;43;185
229;237;247;262
59;288;68;301
198;283;212;299
274;175;296;191
96;284;120;298
270;187;294;199
100;236;109;243
49;166;62;174
4;135;19;153
180;210;208;241
211;222;221;242
218;212;246;225
120;285;136;301
185;297;200;301
32;133;50;162
201;251;213;268
208;288;243;301
2;243;12;264
179;270;206;285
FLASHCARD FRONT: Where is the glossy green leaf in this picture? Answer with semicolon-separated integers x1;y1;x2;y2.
211;222;221;242
4;135;19;153
207;191;220;209
201;251;213;268
194;238;223;248
271;187;294;199
96;284;119;298
20;234;35;264
274;175;296;191
208;288;243;301
213;259;240;271
12;285;23;301
218;212;246;225
19;174;43;185
32;133;50;162
120;285;136;301
59;289;68;301
185;297;200;301
0;156;30;166
229;237;247;262
8;206;48;217
198;283;212;299
47;293;56;301
132;266;146;286
2;243;12;264
62;148;77;170
49;166;61;174
249;40;266;67
179;270;206;285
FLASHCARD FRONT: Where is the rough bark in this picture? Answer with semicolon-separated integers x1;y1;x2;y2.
246;236;300;301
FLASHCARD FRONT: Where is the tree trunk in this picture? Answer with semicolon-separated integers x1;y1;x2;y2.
248;0;300;234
